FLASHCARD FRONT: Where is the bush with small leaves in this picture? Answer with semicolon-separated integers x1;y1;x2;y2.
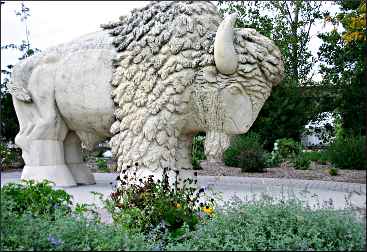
326;134;366;169
276;138;303;160
163;199;365;251
0;142;21;169
224;132;265;172
263;150;282;168
1;180;72;218
1;203;148;251
329;167;338;176
96;157;109;172
293;153;311;170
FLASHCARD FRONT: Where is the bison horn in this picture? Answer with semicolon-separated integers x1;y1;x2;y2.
214;13;238;75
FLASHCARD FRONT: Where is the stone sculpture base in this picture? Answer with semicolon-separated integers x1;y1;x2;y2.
21;165;77;187
21;164;96;187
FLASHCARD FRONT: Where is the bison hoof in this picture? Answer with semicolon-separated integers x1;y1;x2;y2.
67;163;96;185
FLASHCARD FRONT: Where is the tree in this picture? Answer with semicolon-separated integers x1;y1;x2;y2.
218;1;324;149
0;1;40;141
318;0;366;136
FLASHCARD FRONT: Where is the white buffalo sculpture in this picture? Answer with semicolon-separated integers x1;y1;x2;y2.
10;1;283;186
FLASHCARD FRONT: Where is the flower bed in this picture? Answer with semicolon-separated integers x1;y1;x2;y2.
1;174;365;251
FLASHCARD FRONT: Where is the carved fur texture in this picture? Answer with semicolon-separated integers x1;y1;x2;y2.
102;1;284;171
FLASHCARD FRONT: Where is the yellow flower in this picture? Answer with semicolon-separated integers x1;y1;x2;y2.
175;203;181;208
202;205;214;215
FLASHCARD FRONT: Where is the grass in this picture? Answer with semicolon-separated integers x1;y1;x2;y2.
302;150;329;164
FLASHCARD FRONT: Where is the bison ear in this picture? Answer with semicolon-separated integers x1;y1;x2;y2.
214;13;238;75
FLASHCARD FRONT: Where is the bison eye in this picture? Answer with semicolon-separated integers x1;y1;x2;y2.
229;86;241;95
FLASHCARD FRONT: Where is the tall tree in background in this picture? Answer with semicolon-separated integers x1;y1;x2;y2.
219;1;324;149
0;1;40;141
318;0;366;136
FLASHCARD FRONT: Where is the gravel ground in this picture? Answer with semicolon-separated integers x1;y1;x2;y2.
195;160;366;184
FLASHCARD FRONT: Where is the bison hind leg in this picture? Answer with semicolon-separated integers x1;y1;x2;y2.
20;139;77;187
13;100;78;187
64;131;96;185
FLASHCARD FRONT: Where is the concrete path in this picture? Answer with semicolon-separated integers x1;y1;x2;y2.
1;171;365;210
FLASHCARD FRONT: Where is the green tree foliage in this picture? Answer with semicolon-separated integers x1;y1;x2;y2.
318;0;366;136
218;1;326;149
0;1;40;141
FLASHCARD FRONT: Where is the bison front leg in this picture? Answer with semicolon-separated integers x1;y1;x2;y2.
64;131;95;185
175;134;194;170
204;131;230;164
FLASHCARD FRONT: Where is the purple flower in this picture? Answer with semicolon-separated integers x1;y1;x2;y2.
48;235;62;246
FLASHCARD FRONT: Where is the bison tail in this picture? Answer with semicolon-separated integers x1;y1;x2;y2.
8;82;32;103
8;60;34;103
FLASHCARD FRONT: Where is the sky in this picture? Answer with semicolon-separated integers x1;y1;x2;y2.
1;1;149;68
1;1;340;82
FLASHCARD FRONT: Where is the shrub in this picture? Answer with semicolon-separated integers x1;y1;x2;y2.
191;134;206;170
329;167;338;176
326;134;366;169
105;165;216;237
223;133;265;172
1;203;148;251
1;180;72;217
293;153;311;170
0;142;19;168
1;180;149;251
164;199;365;251
96;157;109;172
263;143;282;168
276;138;303;160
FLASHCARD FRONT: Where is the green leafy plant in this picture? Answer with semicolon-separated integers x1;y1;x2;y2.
105;164;216;237
1;180;365;251
224;132;265;172
95;157;109;172
329;167;338;176
302;150;329;165
293;153;311;170
1;202;148;251
163;198;365;251
191;134;206;170
276;138;303;160
326;134;366;169
1;180;72;217
263;141;282;167
0;142;18;168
